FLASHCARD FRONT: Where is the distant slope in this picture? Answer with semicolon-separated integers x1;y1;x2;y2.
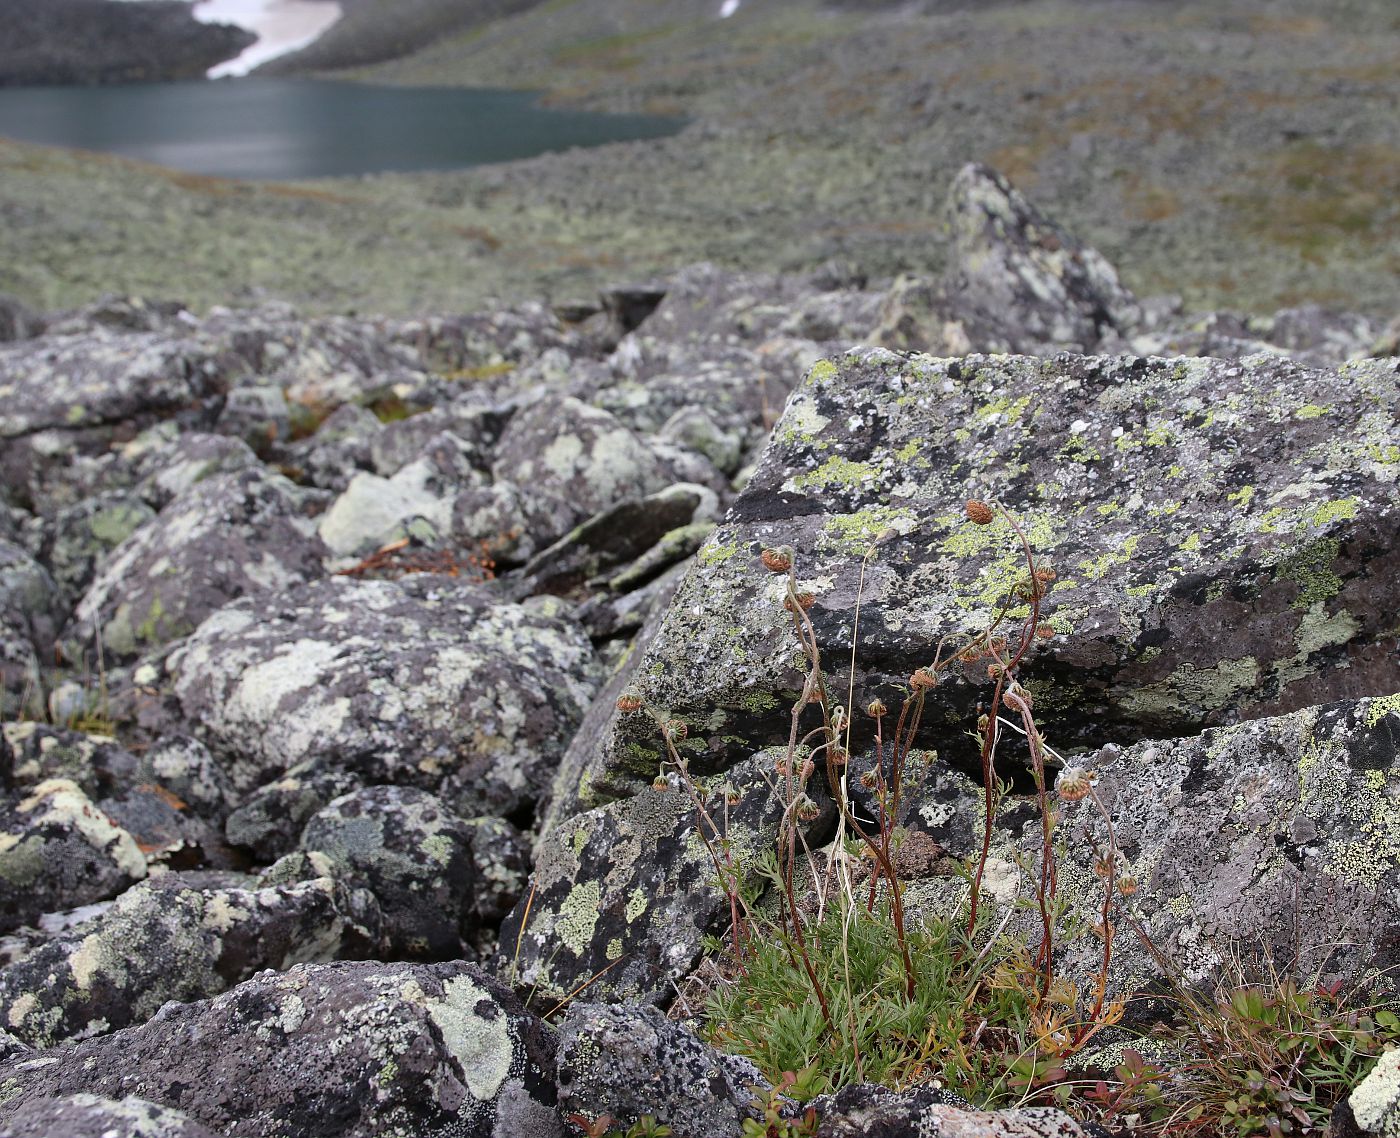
0;0;255;87
257;0;546;75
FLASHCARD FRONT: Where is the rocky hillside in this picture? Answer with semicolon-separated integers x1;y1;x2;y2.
0;0;255;87
0;165;1396;1136
2;0;1399;320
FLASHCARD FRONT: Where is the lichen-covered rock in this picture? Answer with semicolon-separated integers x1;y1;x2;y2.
555;1003;767;1138
133;432;261;509
1348;1047;1400;1138
521;483;715;595
0;541;59;718
585;348;1400;801
71;468;327;662
135;735;236;823
1028;693;1400;995
503;751;833;1004
811;1086;1091;1138
490;396;667;548
300;786;477;958
0;960;563;1138
0;779;146;934
0;871;382;1048
34;492;158;609
226;763;367;861
168;574;599;821
1;722;140;802
874;163;1141;356
0;329;221;441
462;816;529;928
0;1094;222;1138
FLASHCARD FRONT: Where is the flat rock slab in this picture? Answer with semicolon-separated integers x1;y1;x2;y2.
586;348;1400;799
168;575;599;821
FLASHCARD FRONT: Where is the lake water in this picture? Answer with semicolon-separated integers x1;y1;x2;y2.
0;80;684;181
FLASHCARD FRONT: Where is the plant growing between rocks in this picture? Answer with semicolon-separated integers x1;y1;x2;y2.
610;500;1399;1136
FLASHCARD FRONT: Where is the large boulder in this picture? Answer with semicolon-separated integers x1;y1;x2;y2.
0;1094;221;1138
167;575;599;822
0;960;563;1138
71;468;327;662
581;348;1400;802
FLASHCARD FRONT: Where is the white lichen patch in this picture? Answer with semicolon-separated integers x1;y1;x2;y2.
418;975;513;1106
1350;1047;1400;1137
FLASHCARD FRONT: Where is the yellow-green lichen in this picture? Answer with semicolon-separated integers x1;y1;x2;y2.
624;887;648;923
697;538;741;568
1275;537;1343;609
1295;404;1332;420
1304;497;1359;528
789;456;882;492
819;505;916;555
1077;532;1142;582
973;394;1032;424
555;880;603;956
1363;694;1400;729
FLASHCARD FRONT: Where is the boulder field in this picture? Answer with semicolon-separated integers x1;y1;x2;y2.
0;165;1395;1136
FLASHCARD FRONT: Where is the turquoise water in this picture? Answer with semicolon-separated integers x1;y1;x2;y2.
0;79;683;180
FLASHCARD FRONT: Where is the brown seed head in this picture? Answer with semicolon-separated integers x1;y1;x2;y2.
909;667;938;691
1036;623;1056;640
760;546;794;574
615;691;644;714
1034;566;1057;584
1117;874;1139;897
652;774;671;792
965;499;995;525
795;796;821;823
859;770;879;789
798;757;816;781
986;662;1004;681
663;718;688;741
784;592;815;613
866;698;888;718
1056;766;1093;802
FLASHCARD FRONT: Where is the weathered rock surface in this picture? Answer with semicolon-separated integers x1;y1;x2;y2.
300;786;477;958
167;575;599;821
71;468;327;662
503;751;833;1004
555;1002;767;1138
811;1088;1093;1138
0;1093;222;1138
0;871;381;1048
0;779;146;934
584;348;1400;801
0;960;562;1138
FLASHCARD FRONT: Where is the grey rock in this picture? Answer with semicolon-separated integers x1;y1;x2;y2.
168;575;599;821
0;541;59;718
451;480;537;566
71;467;327;662
582;349;1400;801
490;396;667;548
461;816;529;929
0;328;220;441
370;406;501;478
301;786;478;958
136;735;237;823
0;959;563;1138
0;778;147;935
556;1002;767;1138
33;491;157;608
0;1094;222;1138
284;402;380;495
1030;693;1400;996
502;751;833;1005
215;385;292;453
133;431;260;510
0;871;381;1048
0;722;140;800
226;763;366;862
521;482;712;595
